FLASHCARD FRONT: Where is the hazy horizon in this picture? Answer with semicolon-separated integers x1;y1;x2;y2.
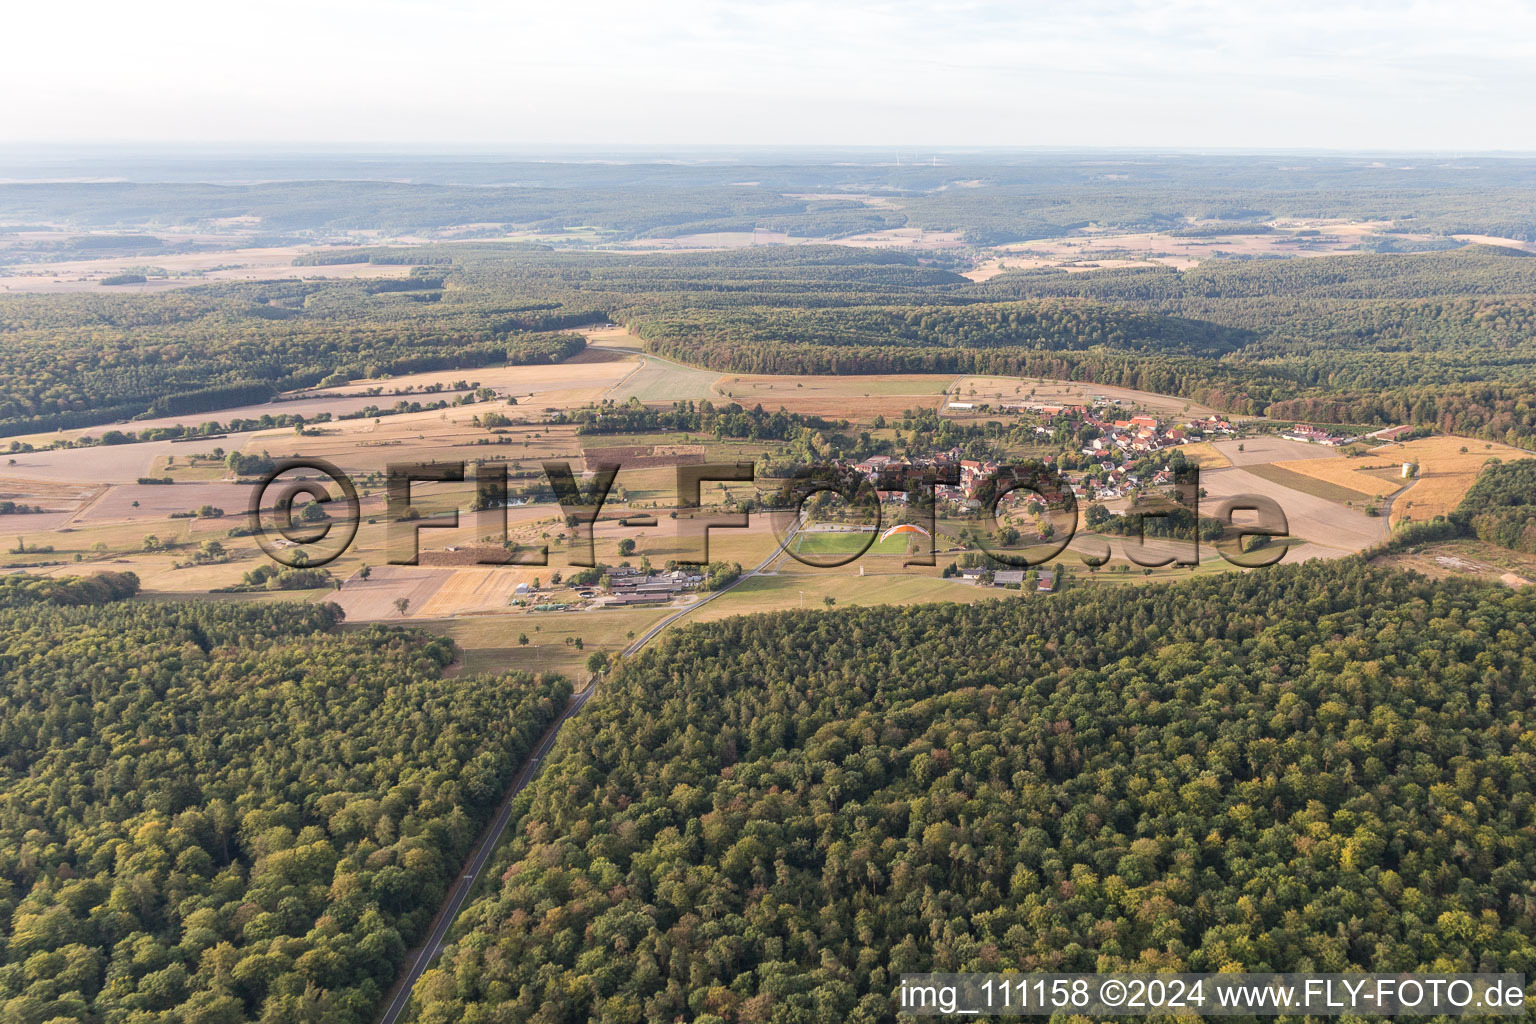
6;1;1534;151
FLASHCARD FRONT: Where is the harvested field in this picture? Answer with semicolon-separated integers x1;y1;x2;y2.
415;569;526;617
712;374;952;417
584;325;644;350
315;357;633;409
329;565;448;621
1272;435;1534;527
0;439;196;485
0;511;75;531
1177;441;1232;469
1245;463;1378;504
1210;436;1343;468
604;351;720;403
1271;456;1403;502
258;418;589;477
951;376;1226;419
77;482;251;523
0;244;418;295
1199;465;1386;557
586;511;785;567
961;221;1455;278
1372;436;1535;526
15;550;254;593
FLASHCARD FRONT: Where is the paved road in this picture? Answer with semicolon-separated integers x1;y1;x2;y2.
1378;472;1421;529
375;516;799;1023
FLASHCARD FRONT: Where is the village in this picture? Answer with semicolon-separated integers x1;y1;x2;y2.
855;403;1239;508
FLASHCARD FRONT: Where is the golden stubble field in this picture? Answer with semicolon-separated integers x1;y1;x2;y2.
0;242;420;295
1275;436;1534;527
957;221;1534;281
950;375;1230;419
712;374;953;417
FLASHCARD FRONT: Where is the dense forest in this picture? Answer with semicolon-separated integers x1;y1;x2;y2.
595;247;1536;444
633;301;1250;359
0;588;571;1024
450;245;1536;444
407;562;1536;1023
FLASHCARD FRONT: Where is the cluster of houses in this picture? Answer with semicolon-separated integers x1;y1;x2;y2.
597;567;705;606
1071;410;1235;456
1068;465;1182;503
852;409;1231;508
1280;423;1356;446
1281;420;1418;447
851;452;1013;506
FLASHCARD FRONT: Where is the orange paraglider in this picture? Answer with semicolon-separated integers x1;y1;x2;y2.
878;522;931;544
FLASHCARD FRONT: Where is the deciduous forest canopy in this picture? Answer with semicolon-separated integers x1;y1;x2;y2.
0;590;570;1024
409;562;1536;1024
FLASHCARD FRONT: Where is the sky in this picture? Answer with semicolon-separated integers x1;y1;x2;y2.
5;0;1535;150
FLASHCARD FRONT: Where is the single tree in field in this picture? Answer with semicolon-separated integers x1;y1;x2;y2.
518;633;529;646
393;597;410;616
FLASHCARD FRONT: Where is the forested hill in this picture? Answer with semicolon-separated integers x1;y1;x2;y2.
0;593;571;1024
408;562;1536;1024
611;247;1536;442
5;156;1536;241
5;244;1536;445
0;279;593;436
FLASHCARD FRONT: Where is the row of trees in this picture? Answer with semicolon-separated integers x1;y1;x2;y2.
561;399;835;442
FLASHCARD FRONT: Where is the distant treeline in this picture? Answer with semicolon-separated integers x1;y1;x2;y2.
5;242;1536;446
7;156;1536;240
0;277;590;436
